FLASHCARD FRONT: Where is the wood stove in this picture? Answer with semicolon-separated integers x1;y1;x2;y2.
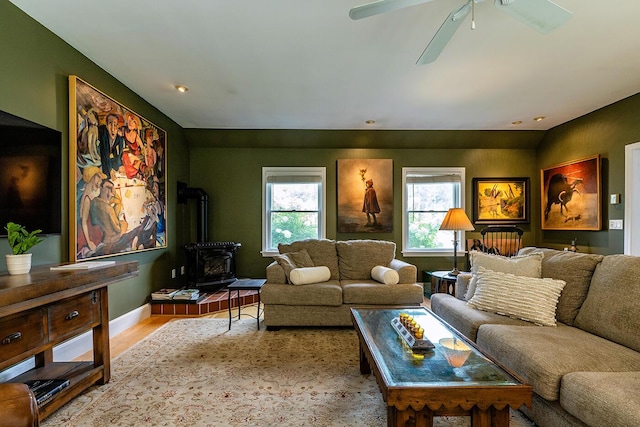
184;241;240;290
178;182;241;291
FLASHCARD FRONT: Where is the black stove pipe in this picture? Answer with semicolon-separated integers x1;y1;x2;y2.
177;183;208;243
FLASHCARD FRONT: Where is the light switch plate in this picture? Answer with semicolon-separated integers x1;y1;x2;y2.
609;219;623;230
610;194;620;204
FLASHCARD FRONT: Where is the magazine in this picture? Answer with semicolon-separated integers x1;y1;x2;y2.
172;289;200;300
24;379;70;405
151;288;180;300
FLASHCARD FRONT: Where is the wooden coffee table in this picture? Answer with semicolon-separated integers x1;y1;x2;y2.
350;307;532;427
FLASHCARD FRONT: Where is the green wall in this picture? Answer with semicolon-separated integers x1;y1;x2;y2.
0;0;191;319
537;92;640;254
188;144;538;278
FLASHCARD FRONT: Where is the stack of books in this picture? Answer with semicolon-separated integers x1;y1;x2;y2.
24;379;70;406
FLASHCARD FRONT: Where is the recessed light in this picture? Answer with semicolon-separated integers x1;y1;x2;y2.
511;120;523;125
175;85;189;93
533;116;545;122
365;120;375;125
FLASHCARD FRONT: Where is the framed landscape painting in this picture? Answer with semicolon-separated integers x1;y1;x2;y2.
69;76;167;261
472;177;530;224
541;154;601;230
337;159;393;233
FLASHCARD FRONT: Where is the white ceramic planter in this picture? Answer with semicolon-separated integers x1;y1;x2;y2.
5;253;32;275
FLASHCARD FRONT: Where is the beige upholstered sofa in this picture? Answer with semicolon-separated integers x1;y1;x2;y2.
262;239;423;328
430;247;640;427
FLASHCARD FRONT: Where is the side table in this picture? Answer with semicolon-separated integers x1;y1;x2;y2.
227;278;266;330
426;270;461;296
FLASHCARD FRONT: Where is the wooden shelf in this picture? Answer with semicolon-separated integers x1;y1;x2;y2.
0;261;138;421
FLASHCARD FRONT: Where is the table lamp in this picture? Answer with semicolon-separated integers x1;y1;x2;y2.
439;208;474;276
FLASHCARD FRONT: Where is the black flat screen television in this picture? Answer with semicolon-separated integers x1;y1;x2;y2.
0;110;62;236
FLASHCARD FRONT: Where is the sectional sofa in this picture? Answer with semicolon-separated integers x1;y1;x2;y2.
430;247;640;427
262;238;423;328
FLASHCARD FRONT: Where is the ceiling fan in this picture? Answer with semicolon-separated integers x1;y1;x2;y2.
349;0;572;64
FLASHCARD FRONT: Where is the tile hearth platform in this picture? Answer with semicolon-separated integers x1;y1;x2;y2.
151;289;259;316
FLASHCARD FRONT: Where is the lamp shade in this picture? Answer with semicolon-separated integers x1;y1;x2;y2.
439;208;474;231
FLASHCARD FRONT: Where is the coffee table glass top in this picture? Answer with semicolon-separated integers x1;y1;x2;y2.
351;307;522;387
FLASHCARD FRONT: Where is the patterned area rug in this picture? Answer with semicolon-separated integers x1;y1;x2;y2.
43;319;536;426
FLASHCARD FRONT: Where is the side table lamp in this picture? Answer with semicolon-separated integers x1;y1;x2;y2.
439;208;475;276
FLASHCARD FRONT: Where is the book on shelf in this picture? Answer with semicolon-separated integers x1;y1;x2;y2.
151;288;180;300
50;261;116;271
24;379;70;405
172;289;200;300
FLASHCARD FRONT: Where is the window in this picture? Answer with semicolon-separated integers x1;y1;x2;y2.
402;167;466;256
262;167;326;256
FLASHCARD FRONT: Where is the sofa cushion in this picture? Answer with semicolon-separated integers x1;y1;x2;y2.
278;239;340;280
371;265;400;285
430;294;534;342
336;240;395;280
573;254;640;353
341;280;423;305
468;267;566;326
519;247;604;325
560;371;640;427
465;251;544;299
476;323;640;401
272;249;314;283
289;266;331;285
261;281;342;306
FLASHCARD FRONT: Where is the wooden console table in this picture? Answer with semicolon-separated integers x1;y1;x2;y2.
0;261;138;421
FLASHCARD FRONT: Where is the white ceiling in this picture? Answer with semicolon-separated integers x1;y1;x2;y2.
9;0;640;131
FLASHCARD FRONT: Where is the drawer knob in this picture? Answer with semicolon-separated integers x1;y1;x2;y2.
2;332;22;345
65;310;80;320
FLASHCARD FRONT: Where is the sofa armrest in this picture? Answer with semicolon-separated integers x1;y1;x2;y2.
389;259;417;284
455;272;473;300
266;260;286;284
0;383;39;427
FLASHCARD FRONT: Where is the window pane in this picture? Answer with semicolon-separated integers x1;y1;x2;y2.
271;183;318;211
407;182;456;211
271;212;318;246
408;212;453;249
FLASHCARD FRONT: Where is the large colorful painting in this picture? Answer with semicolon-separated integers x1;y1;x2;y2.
541;155;601;230
337;159;393;233
472;177;530;224
69;76;167;261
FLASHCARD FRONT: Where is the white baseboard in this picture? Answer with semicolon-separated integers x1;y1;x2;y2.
0;303;151;382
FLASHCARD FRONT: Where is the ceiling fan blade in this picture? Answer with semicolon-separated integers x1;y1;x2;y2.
494;0;571;34
416;0;472;64
349;0;435;20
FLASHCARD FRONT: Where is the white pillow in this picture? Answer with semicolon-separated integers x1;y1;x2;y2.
289;266;331;285
465;251;544;300
467;266;566;326
371;265;400;285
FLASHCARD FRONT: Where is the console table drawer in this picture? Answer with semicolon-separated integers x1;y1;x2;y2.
0;309;45;360
48;292;100;342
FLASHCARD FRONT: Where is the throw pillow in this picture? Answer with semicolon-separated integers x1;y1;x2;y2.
468;267;567;326
273;249;314;283
289;266;331;285
371;265;400;285
465;250;544;300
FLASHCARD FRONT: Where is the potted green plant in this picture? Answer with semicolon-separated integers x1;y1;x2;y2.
4;222;43;275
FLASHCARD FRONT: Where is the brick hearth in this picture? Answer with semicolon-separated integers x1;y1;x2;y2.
150;288;259;316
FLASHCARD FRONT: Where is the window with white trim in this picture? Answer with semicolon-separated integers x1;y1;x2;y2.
402;167;467;256
262;167;326;256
